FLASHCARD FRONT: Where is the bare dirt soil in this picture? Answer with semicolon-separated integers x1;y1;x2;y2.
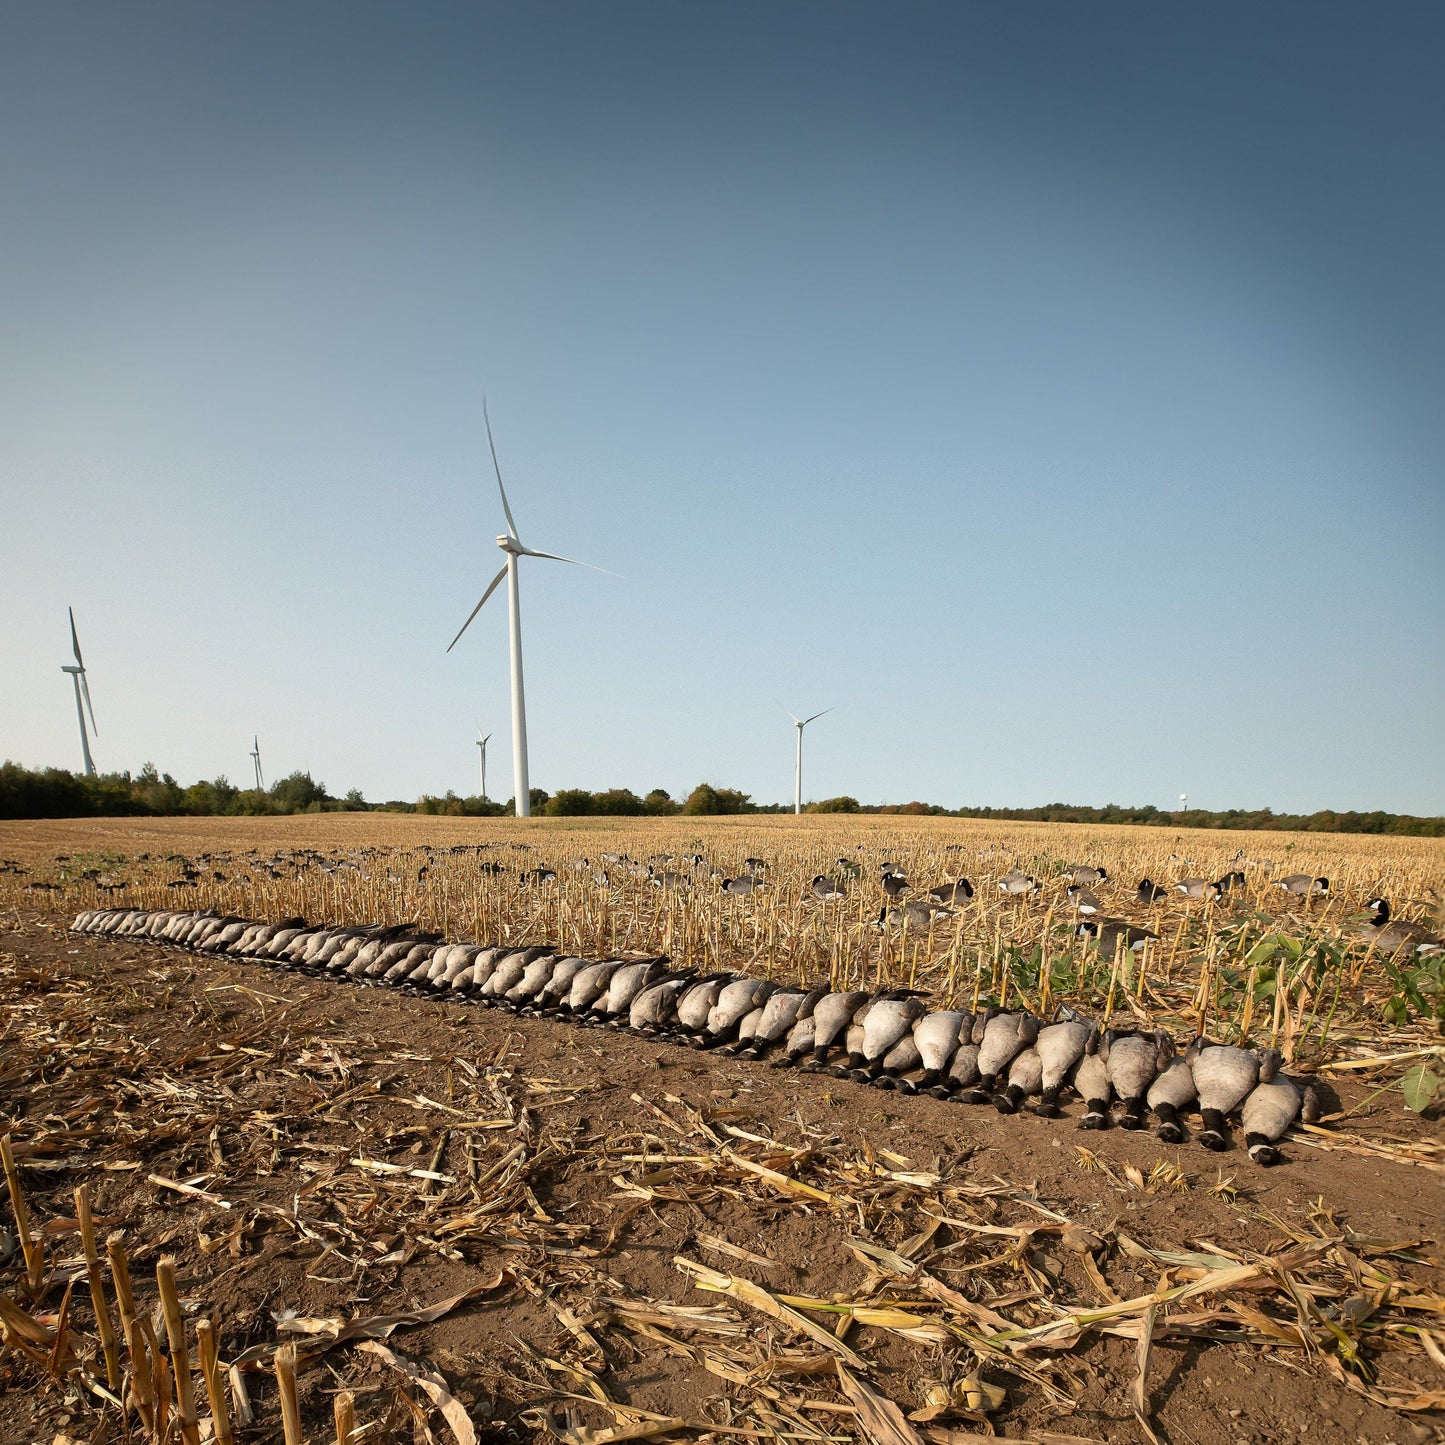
1;911;1441;1445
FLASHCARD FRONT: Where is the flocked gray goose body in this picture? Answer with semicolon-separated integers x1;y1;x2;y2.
1103;1030;1162;1129
1240;1052;1320;1165
1073;1028;1112;1129
964;1011;1038;1103
1146;1034;1196;1143
70;908;1342;1165
1188;1040;1261;1151
1032;1019;1092;1116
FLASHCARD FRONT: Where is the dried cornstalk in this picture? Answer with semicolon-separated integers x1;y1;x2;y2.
196;1318;235;1445
1;1132;45;1296
334;1388;356;1445
156;1255;202;1445
74;1182;120;1389
275;1341;304;1445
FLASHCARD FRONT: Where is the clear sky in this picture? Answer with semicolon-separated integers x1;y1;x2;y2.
2;3;1442;814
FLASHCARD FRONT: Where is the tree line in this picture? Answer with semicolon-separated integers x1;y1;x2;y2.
1;762;1439;835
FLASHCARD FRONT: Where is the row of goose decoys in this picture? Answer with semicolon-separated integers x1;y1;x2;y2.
70;907;1325;1165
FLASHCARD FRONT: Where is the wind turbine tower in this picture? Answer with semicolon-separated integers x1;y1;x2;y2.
448;400;613;818
790;708;833;815
251;737;266;792
61;607;97;777
475;722;492;802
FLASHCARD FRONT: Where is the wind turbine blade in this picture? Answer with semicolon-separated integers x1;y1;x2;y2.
483;397;521;541
803;707;835;726
482;733;491;746
446;563;509;653
518;547;622;578
69;607;84;667
80;671;98;735
788;713;801;725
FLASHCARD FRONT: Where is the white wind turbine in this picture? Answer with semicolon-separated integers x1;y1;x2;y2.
447;402;613;818
61;607;98;777
789;707;833;815
251;737;266;791
475;720;492;802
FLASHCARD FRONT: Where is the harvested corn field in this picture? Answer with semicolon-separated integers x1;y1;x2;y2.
1;816;1443;1444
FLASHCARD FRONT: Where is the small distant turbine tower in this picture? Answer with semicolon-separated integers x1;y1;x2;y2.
61;607;98;777
251;737;266;792
789;707;833;815
447;400;615;817
1180;792;1188;813
475;721;492;802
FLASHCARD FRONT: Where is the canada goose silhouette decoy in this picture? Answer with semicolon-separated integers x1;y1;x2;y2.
927;878;974;906
1065;885;1102;915
809;874;846;901
1278;874;1328;898
998;870;1041;896
1175;877;1220;902
881;871;910;899
1135;878;1167;904
1355;898;1442;955
1071;866;1108;885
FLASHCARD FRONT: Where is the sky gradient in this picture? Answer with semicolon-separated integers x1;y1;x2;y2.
3;3;1442;813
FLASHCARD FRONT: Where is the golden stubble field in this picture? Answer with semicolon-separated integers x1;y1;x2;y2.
4;812;1443;1061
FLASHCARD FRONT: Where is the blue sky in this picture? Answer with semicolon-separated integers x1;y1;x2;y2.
2;3;1441;813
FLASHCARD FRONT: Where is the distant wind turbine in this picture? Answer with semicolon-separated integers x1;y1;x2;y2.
475;720;492;802
789;707;833;815
251;737;266;792
447;400;615;818
61;607;97;778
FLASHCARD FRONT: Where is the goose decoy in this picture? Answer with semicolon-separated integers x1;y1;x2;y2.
878;901;955;931
1105;1030;1160;1129
1175;877;1220;902
774;1011;817;1067
849;993;927;1082
738;985;826;1059
871;1033;921;1091
1073;1028;1113;1129
994;1046;1043;1114
673;973;734;1039
628;974;696;1034
1135;879;1168;905
1215;871;1246;894
562;959;625;1015
806;990;871;1070
881;872;910;899
1241;1052;1321;1165
913;1010;969;1092
479;949;535;1002
965;1011;1038;1102
703;977;777;1047
829;1008;872;1078
743;857;767;873
927;878;974;906
1278;874;1328;898
1032;1019;1092;1116
721;875;761;897
1355;898;1443;955
594;958;670;1024
531;957;589;1012
1076;918;1158;957
505;953;563;1007
809;875;846;901
1071;866;1108;886
940;1015;986;1100
1146;1033;1196;1143
998;871;1041;896
1065;885;1102;916
1188;1040;1261;1151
